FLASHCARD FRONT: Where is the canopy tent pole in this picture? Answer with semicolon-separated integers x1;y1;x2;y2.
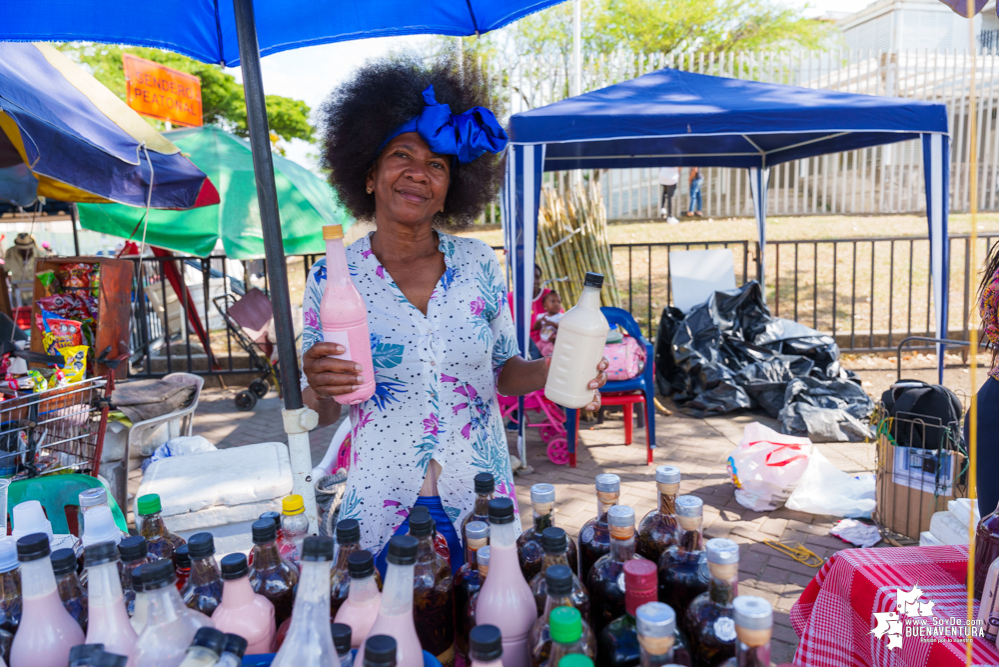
923;133;951;384
748;166;770;298
232;0;319;532
70;204;80;256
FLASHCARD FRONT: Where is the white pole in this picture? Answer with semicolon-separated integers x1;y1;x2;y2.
572;0;582;186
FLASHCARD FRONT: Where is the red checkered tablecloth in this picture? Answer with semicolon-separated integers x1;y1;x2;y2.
791;545;999;666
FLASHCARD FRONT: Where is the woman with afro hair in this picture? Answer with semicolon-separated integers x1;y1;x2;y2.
299;52;607;576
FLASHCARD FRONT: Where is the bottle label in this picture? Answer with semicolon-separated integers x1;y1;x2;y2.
714;617;737;642
324;331;353;361
617;572;626;593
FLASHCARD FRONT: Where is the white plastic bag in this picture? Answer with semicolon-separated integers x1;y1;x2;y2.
141;435;217;472
727;422;813;512
785;450;876;518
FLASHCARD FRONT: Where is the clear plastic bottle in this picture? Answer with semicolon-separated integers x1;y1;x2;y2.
334;550;382;648
9;533;86;667
129;566;148;634
78;488;124;541
280;496;309;565
408;508;454;665
331;519;380;620
214;634;248;667
0;540;21;665
470;625;504;667
363;635;397;667
52;548;88;633
547;607;588;666
356;536;422;667
212;553;275;655
136;496;185;562
529;527;589;620
84;542;138;658
176;627;224;667
172;546;190;593
248;518;298;630
117;537;152;617
130;558;214;667
544;272;609;409
331;623;354;667
180;534;222;617
271;536;337;667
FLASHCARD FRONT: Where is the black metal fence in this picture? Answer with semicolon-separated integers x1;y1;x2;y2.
126;233;987;379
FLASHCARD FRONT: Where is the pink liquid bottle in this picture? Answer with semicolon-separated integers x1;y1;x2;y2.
9;533;86;667
212;553;275;655
334;550;382;648
356;536;422;667
320;224;375;405
476;498;539;667
470;625;504;667
84;541;138;659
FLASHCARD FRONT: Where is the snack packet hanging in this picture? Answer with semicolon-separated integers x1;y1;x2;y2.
56;263;92;291
36;271;59;297
40;310;82;354
59;346;88;384
36;294;93;322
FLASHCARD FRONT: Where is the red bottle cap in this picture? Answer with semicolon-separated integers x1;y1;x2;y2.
624;559;658;617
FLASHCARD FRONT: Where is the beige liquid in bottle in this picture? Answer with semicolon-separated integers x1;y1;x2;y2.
544;272;610;409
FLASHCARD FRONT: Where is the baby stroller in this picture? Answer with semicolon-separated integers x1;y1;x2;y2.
497;391;570;465
213;289;281;411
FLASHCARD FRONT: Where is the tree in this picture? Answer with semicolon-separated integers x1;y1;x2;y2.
59;43;314;152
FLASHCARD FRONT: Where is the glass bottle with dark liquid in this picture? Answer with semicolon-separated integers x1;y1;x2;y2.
136;494;185;561
588;505;649;635
579;473;621;584
248;518;299;630
0;541;21;664
638;602;693;667
547;607;591;666
182;532;223;616
173;544;191;592
528;564;596;667
518;484;579;582
976;499;999;599
462;473;495;545
684;538;740;667
719;596;772;667
118;536;152;616
637;466;681;565
455;521;489;664
598;561;683;667
331;518;381;619
52;547;87;633
529;527;590;619
409;506;455;666
658;495;708;625
465;546;490;642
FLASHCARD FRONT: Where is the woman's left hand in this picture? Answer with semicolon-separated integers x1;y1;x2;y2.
585;357;610;411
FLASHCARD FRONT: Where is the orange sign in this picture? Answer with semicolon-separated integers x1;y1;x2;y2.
123;54;203;127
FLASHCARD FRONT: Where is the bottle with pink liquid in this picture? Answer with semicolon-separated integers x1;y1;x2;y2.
270;537;336;667
84;541;138;659
320;224;375;405
356;536;422;667
470;625;504;667
333;550;381;648
476;498;539;667
9;533;86;667
212;553;275;655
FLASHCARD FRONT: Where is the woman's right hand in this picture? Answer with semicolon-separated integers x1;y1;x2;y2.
302;342;365;399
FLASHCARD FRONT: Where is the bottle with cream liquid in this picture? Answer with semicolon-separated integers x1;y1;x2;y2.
544;272;609;410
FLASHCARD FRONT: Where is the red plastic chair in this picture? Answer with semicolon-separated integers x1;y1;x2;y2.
573;391;653;465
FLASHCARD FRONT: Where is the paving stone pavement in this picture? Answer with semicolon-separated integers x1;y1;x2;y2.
189;387;879;664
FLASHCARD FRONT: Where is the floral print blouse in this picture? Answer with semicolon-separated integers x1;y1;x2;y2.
981;266;999;380
301;231;521;552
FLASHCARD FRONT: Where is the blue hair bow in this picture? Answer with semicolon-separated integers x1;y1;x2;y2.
381;85;508;164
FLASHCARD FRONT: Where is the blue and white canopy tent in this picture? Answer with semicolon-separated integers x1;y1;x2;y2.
502;69;952;454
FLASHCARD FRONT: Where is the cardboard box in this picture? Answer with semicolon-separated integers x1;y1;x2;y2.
875;434;967;541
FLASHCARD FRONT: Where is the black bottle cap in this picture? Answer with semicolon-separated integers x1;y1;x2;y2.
335;518;360;545
141;558;177;590
542;527;567;554
408;507;434;537
51;548;78;576
470;624;503;662
301;535;334;562
260;511;281;530
84;541;120;568
69;643;105;666
252;518;277;545
386;535;417;566
91;651;127;667
488;497;514;525
117;536;147;563
363;635;397;666
220;553;248;580
221;633;248;659
187;533;215;559
474;472;495;495
190;627;226;654
348;550;375;578
16;533;50;562
584;272;604;289
331;622;352;654
173;544;191;569
546;564;573;597
132;565;145;593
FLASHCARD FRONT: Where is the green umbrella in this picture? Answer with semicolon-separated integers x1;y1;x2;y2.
78;126;351;258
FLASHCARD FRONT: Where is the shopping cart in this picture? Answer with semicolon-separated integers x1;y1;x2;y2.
498;391;569;465
213;290;280;412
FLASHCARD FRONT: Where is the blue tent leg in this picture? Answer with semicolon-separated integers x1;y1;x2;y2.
566;408;577;467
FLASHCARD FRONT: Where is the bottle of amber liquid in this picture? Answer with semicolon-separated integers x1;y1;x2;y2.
529;527;590;619
173;544;191;592
684;538;739;666
52;548;87;633
465;545;489;641
181;533;223;616
719;596;772;667
658;495;708;624
637;466;681;565
976;500;999;599
332;518;381;619
588;505;648;635
248;518;299;629
636;601;692;667
409;507;455;666
455;521;488;664
518;484;579;582
0;540;21;664
462;473;495;545
136;494;185;561
579;474;621;584
547;607;590;666
528;564;596;667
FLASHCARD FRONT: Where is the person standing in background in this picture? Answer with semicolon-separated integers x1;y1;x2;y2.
658;166;679;225
687;166;703;217
4;233;40;306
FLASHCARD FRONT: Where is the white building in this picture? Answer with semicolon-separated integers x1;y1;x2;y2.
836;0;999;52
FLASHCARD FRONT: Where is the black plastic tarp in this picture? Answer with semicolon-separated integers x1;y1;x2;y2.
655;281;874;442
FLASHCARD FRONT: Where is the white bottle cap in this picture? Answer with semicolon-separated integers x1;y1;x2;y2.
81;506;122;548
11;500;53;542
531;484;556;503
